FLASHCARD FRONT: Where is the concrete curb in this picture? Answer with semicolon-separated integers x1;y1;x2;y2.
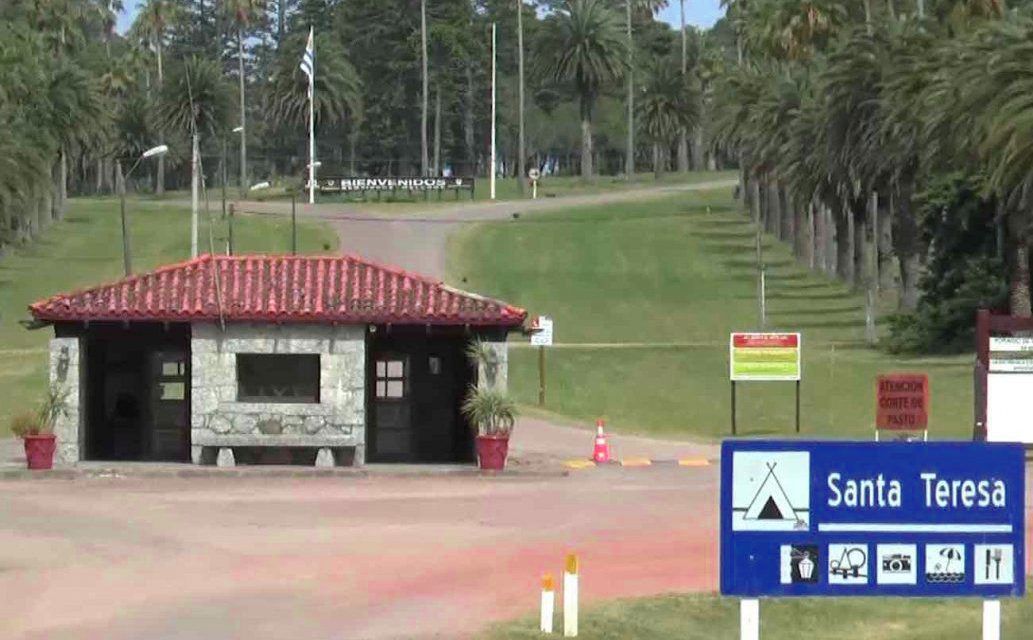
563;457;713;470
0;465;568;481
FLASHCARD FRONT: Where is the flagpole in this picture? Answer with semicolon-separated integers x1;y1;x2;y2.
490;22;497;201
308;29;315;205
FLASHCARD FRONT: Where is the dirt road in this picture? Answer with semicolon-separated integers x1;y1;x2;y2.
0;463;719;639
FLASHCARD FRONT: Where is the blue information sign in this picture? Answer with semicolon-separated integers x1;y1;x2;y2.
720;441;1025;597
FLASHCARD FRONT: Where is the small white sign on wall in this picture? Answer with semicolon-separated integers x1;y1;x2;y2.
530;316;553;347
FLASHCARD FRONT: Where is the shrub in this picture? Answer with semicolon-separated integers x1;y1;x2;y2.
9;412;43;438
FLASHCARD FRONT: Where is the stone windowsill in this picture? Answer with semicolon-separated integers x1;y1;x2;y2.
216;401;335;416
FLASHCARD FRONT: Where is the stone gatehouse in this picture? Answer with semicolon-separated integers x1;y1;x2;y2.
29;254;525;467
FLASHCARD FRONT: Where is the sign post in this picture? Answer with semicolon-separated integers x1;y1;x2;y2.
528;167;540;199
531;316;553;407
876;373;929;441
729;333;802;435
721;441;1025;640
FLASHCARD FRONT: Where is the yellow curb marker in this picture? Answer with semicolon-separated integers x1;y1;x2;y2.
678;458;710;467
563;460;596;470
620;456;652;467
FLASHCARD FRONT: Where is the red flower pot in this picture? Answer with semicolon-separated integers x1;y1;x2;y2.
475;434;510;471
23;434;57;470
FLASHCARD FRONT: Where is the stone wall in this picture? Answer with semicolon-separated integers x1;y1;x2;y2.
478;341;509;392
49;337;83;466
190;323;366;465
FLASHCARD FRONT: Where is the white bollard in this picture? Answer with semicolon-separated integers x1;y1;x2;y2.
740;598;759;640
563;554;578;637
982;600;1001;640
540;573;555;633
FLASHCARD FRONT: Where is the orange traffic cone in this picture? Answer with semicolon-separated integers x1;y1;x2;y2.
592;419;611;463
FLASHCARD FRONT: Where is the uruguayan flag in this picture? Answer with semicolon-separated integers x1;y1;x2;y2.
299;27;314;93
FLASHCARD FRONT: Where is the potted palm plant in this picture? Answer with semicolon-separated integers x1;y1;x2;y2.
461;386;517;471
9;387;69;470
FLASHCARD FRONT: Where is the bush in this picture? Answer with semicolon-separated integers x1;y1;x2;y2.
886;256;1008;354
887;173;1008;354
9;412;43;438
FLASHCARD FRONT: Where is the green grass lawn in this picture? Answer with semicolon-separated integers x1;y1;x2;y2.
479;591;1033;639
178;170;738;210
0;198;337;432
448;188;975;440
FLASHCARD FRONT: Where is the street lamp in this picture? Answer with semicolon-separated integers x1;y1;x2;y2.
119;144;169;276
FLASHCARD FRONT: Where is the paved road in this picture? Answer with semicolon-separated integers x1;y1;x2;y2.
236;178;737;279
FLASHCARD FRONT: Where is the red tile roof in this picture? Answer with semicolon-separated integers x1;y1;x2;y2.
29;254;526;327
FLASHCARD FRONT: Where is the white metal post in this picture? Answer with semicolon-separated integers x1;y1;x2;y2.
540;574;555;633
563;554;578;637
982;600;1000;640
740;599;759;640
489;22;497;201
308;70;315;205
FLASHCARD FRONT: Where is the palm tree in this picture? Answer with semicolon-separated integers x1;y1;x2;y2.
223;0;264;196
626;0;669;179
266;31;362;149
637;62;699;180
132;0;174;195
536;0;627;178
159;57;232;258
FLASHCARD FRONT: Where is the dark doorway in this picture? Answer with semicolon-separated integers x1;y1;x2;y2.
368;329;474;463
79;324;191;462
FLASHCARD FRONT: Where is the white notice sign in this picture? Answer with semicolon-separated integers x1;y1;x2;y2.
531;316;553;347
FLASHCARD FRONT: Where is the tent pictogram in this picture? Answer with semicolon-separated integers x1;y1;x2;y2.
731;450;810;531
743;462;800;522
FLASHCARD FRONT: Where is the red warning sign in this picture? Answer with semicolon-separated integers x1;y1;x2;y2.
876;373;929;430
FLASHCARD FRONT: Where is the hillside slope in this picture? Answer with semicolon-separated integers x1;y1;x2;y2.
448;188;972;440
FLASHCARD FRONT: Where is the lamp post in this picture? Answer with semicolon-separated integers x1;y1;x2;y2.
119;144;169;276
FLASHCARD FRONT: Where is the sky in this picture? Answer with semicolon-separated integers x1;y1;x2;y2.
116;1;725;35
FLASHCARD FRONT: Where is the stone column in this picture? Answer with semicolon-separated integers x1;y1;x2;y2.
478;341;509;393
49;337;83;466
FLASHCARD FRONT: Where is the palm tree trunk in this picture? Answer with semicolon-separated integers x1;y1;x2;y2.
238;26;247;197
580;104;593;179
277;0;286;47
653;143;661;180
835;207;852;284
156;39;165;196
878;190;895;291
692;125;705;171
854;214;866;291
893;180;920;309
625;0;634;178
464;64;475;175
1008;209;1032;317
56;152;67;220
517;0;527;193
191;131;200;258
95;157;103;194
433;85;441;175
420;0;429;175
807;200;817;270
677;0;689;172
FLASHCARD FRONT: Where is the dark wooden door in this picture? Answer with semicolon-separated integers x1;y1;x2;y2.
371;354;413;461
149;350;190;461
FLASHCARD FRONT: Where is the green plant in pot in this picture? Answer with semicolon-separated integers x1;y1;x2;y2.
10;386;69;470
461;385;517;471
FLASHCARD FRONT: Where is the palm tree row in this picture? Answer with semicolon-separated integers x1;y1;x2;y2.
712;1;1033;326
